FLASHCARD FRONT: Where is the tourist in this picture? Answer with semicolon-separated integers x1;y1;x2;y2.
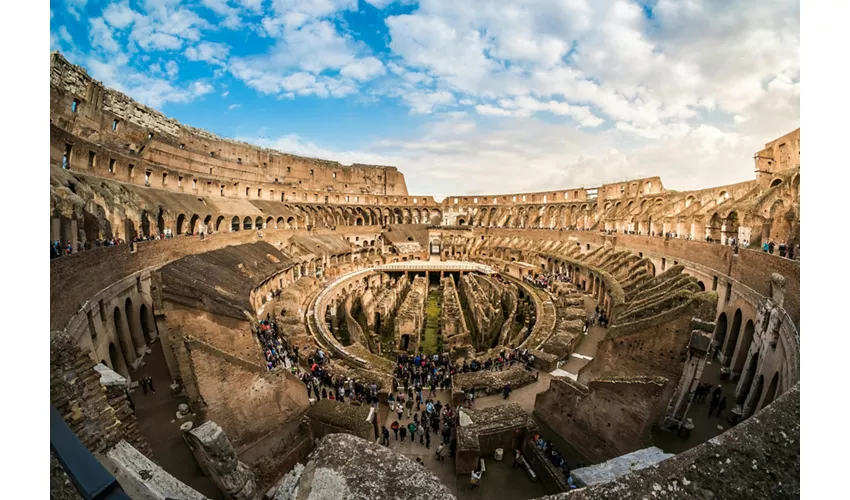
391;421;400;440
436;442;445;461
503;382;512;399
768;241;775;254
512;449;522;469
762;241;769;252
469;469;482;489
381;426;390;446
425;428;431;449
408;422;417;442
418;422;425;445
146;376;155;394
399;425;407;442
717;397;727;418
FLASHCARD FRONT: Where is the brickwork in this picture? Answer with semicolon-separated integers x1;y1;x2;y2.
50;332;151;457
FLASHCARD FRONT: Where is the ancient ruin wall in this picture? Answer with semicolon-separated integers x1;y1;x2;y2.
394;275;428;351
534;376;668;464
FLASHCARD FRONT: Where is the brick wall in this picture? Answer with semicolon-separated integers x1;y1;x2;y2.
50;332;151;457
533;377;667;463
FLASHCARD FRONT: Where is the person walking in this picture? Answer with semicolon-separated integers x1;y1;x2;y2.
406;397;413;418
435;442;445;461
399;425;407;442
469;469;482;490
503;382;512;400
381;426;390;446
408;422;417;442
717;397;727;418
418;423;425;445
139;377;148;395
391;421;400;440
709;394;720;417
512;448;523;469
396;399;405;421
425;428;431;449
146;376;156;394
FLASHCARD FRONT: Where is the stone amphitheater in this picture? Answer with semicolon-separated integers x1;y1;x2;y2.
49;51;800;500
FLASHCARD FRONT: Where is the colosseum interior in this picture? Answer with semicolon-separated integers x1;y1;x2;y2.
49;51;800;499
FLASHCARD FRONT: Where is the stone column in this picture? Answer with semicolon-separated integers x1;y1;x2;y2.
115;308;138;370
185;421;256;500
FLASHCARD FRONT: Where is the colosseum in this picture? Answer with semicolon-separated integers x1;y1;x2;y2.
49;51;800;499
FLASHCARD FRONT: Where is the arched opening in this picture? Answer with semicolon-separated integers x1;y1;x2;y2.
723;309;743;365
113;306;136;369
286;216;296;229
761;372;780;409
697;281;706;291
745;375;765;419
141;212;151;238
457;218;466;225
124;218;137;242
770;178;783;188
124;297;145;354
276;217;284;229
255;216;264;229
713;312;728;358
156;210;165;236
736;351;759;405
215;216;224;232
231;216;240;232
140;303;154;343
189;214;199;234
708;212;721;241
108;342;128;378
243;216;253;230
732;319;755;375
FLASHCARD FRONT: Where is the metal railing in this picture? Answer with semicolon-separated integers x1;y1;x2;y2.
50;405;131;500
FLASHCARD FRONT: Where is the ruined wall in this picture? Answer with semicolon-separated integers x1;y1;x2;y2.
534;377;668;463
306;399;374;441
187;342;309;449
50;332;151;458
394;275;427;351
50;52;409;200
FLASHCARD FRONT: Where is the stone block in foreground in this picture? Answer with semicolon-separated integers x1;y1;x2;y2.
273;433;456;500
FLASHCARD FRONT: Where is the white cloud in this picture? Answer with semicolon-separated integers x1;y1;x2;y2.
228;103;241;110
90;18;121;54
165;60;180;79
102;1;137;29
185;42;231;67
340;57;385;81
221;90;230;97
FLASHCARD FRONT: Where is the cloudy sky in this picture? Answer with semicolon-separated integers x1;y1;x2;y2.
50;0;799;199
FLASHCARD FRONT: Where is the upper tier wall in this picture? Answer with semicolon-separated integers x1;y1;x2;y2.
49;52;410;201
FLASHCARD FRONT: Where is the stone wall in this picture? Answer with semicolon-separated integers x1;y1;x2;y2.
305;399;375;441
50;332;151;458
533;376;668;464
394;275;428;351
185;421;256;500
536;383;800;499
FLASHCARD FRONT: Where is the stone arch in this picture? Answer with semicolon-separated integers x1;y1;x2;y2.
770;178;783;188
215;215;225;232
697;281;705;291
108;342;129;378
736;351;759;406
430;209;442;225
113;306;137;369
266;216;274;229
255;216;263;229
189;214;200;234
761;371;780;409
231;216;241;232
286;216;296;229
723;309;743;364
243;216;253;230
124;297;145;355
713;312;728;356
791;173;800;200
176;213;187;235
746;375;765;419
731;319;756;375
139;303;155;343
141;211;152;238
124;218;138;242
203;215;212;232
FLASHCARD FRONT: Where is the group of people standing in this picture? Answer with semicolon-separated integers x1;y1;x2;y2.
694;383;728;418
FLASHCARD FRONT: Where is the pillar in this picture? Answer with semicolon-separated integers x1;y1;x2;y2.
114;308;138;371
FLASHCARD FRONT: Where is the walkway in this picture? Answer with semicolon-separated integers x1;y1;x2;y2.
553;296;607;380
651;356;739;454
129;339;223;500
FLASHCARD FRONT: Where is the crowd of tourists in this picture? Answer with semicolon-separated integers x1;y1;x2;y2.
51;238;127;258
693;383;728;419
256;319;295;370
529;434;580;488
524;272;571;290
459;348;536;374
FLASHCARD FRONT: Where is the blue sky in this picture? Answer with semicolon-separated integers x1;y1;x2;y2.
50;0;799;199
